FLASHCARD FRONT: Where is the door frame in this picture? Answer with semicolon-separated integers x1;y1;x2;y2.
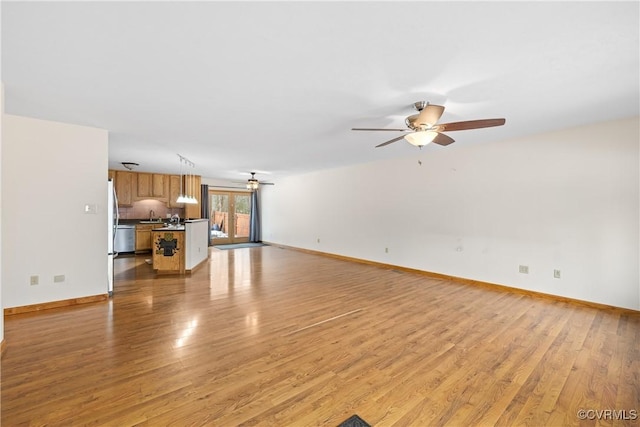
209;190;252;245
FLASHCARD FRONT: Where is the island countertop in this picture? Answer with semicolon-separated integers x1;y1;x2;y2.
153;225;185;231
151;219;208;231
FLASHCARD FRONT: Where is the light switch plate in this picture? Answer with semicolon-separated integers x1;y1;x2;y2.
84;204;98;214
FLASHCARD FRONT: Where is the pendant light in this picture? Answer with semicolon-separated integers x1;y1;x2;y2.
176;154;197;204
176;155;190;204
185;158;191;202
187;158;197;204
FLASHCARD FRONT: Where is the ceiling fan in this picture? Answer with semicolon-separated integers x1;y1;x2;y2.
234;172;275;190
352;101;506;148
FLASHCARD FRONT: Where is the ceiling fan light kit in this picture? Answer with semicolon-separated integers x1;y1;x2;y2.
235;172;274;190
352;101;505;149
246;175;260;191
404;131;438;147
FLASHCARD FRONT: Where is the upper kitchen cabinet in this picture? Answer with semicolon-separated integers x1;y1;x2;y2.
108;170;199;211
167;175;184;208
114;170;134;206
184;175;202;219
137;173;166;200
153;174;165;197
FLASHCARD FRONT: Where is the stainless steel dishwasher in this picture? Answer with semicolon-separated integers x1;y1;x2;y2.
115;224;135;253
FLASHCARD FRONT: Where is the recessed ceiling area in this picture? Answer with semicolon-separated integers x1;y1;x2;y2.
2;1;638;181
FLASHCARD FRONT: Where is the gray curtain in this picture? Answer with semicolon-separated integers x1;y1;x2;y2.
249;189;261;242
201;184;211;245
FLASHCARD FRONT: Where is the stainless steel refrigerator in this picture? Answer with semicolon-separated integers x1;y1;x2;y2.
107;179;119;296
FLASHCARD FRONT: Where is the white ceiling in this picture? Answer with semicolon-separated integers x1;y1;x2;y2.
2;1;638;183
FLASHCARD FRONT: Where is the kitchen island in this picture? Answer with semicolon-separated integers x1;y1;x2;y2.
151;219;209;274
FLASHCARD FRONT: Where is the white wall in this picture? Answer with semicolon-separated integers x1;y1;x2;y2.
262;117;640;310
2;114;108;308
185;220;209;270
1;84;5;344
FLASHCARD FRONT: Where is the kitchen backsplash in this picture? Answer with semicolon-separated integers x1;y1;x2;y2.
118;199;185;220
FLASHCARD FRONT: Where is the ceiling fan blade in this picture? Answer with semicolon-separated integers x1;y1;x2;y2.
352;128;408;132
375;135;406;148
434;118;506;132
431;132;455;146
415;104;445;127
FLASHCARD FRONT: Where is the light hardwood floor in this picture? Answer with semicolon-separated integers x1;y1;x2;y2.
2;246;639;426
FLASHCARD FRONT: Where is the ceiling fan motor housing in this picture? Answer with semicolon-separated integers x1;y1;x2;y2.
413;101;428;111
405;114;431;131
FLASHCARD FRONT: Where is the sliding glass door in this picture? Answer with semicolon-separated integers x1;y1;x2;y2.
209;190;251;245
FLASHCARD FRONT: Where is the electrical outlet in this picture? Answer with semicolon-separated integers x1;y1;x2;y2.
519;265;529;274
554;269;561;279
30;275;39;286
54;275;65;283
385;247;389;253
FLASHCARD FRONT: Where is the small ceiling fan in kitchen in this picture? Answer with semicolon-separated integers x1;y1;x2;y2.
352;101;506;148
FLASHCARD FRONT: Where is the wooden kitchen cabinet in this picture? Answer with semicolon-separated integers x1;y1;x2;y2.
114;171;134;206
152;174;165;197
135;223;165;252
167;175;184;208
184;175;202;219
108;170;187;208
137;173;152;198
135;226;151;252
137;173;167;200
152;229;185;274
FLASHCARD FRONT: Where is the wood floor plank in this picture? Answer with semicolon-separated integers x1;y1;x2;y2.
2;246;639;426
